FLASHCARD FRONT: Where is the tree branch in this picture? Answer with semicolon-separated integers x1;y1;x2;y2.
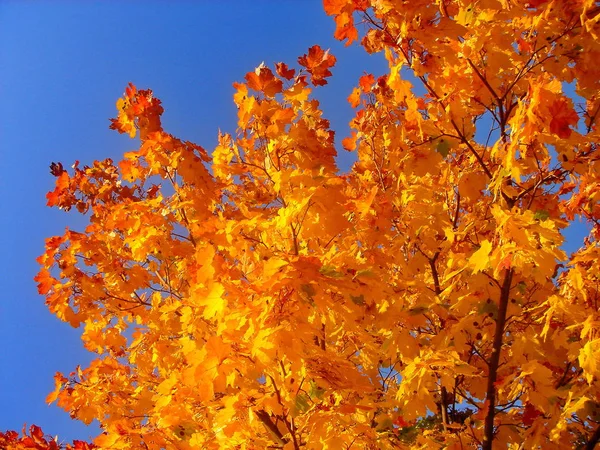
586;423;600;450
428;251;441;295
440;385;450;432
482;269;513;450
453;190;461;230
255;410;288;447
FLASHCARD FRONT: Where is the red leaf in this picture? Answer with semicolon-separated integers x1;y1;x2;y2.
124;82;136;99
30;424;47;445
323;0;348;15
49;162;65;177
298;45;337;86
549;99;579;139
359;73;375;93
523;403;543;426
275;62;295;80
394;415;410;427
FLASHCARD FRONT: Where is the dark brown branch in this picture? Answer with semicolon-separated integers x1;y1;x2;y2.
255;410;288;447
467;58;509;140
453;190;461;229
268;374;300;449
290;224;299;256
448;122;494;179
428;252;441;295
440;385;450;432
165;171;197;247
429;253;451;430
586;102;600;134
283;417;301;450
482;269;513;450
586;423;600;450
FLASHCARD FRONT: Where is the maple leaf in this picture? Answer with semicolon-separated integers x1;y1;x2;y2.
322;0;348;15
359;73;375;92
49;162;65;177
333;11;359;45
275;62;295;80
522;403;543;426
245;65;283;97
298;45;336;86
469;240;492;273
348;87;361;108
34;269;54;295
342;131;358;150
548;98;579;138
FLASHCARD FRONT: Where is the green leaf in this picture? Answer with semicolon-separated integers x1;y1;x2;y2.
478;299;498;319
319;265;343;278
309;380;325;400
534;210;549;221
294;394;310;414
173;422;198;440
350;294;365;305
408;306;428;315
301;283;316;298
376;415;394;432
435;139;450;157
354;269;374;279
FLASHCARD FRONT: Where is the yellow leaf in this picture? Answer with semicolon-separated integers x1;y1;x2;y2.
563;392;589;417
468;240;493;273
94;432;120;448
192;283;226;319
579;340;600;384
581;315;596;340
263;257;288;279
156;374;178;395
357;186;378;216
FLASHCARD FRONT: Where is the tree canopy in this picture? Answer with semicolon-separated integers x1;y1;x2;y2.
12;0;600;448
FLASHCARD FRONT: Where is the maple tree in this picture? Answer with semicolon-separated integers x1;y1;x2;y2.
32;0;600;448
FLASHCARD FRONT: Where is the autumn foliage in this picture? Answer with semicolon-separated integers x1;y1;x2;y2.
32;0;600;448
0;426;94;450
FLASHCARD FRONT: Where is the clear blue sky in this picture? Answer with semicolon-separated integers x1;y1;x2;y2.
0;1;589;444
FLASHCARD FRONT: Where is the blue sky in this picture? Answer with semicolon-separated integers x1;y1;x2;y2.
0;1;590;444
0;1;388;442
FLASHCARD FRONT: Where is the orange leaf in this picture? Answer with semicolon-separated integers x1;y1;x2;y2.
245;66;283;97
342;132;358;151
348;87;361;108
323;0;348;15
34;269;54;295
333;12;358;46
298;45;336;86
359;73;375;93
